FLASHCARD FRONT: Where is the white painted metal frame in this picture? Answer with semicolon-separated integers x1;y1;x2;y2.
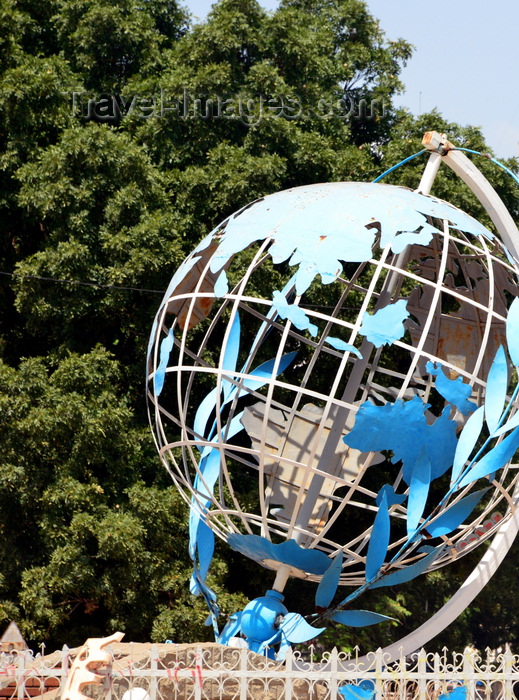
146;129;519;656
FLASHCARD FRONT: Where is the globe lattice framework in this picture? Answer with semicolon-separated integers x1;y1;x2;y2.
147;133;519;653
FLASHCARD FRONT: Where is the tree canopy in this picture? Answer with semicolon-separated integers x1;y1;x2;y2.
0;0;518;652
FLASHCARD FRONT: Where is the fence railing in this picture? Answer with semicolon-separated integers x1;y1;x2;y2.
2;642;519;700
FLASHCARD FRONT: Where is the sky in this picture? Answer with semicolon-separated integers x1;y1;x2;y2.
185;0;519;159
367;0;519;159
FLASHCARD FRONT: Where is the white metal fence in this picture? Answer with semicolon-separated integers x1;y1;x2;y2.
2;643;519;700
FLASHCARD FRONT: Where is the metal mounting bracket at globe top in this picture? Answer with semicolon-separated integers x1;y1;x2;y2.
147;131;519;661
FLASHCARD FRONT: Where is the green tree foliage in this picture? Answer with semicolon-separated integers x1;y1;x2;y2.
0;347;246;645
0;0;518;653
54;0;187;91
13;123;183;375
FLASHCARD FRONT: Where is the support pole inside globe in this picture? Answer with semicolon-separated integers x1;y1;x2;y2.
272;149;447;594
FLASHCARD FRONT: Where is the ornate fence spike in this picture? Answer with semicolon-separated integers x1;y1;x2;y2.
4;642;519;699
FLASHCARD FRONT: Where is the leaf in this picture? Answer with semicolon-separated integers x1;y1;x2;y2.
407;448;431;536
426;489;489;538
189;572;200;595
365;488;389;581
189;498;214;580
154;328;174;396
331;610;396;627
190;412;245;555
484;346;508;434
506;297;519;367
279;612;325;643
189;568;217;603
195;412;244;497
197;312;296;442
232;350;298;395
458;427;519;488
194;448;221;500
218;612;243;645
194;386;219;444
451;406;485;485
197;520;215;582
196;351;297;445
222;312;241;400
193;314;241;439
275;638;292;662
188;506;203;558
315;551;343;609
189;413;245;587
221;411;246;443
491;409;519;437
369;547;441;589
196;368;253;446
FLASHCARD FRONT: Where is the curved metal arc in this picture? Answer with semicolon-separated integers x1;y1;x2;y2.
357;136;519;661
423;132;519;258
293;499;519;671
356;496;519;665
323;137;519;665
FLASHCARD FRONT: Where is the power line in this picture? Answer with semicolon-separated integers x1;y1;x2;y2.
0;270;166;295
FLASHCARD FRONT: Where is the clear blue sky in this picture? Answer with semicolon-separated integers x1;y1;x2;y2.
185;0;519;159
368;0;519;159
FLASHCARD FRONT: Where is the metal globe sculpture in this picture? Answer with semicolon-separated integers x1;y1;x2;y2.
147;133;519;656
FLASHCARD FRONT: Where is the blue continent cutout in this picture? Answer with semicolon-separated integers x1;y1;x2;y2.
343;396;458;484
359;299;410;348
272;290;318;335
204;183;492;300
426;361;477;416
208;187;377;294
227;533;331;575
325;336;362;357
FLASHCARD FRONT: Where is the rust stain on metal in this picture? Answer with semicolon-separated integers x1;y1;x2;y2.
167;240;221;331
